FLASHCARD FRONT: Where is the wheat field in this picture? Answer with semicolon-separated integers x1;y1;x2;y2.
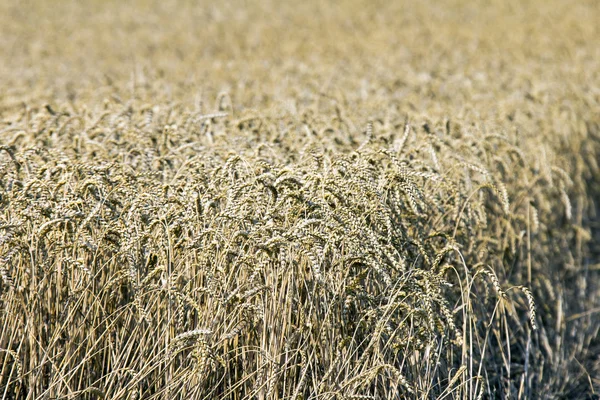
1;0;599;399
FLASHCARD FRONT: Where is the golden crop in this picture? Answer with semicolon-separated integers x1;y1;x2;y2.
1;0;598;398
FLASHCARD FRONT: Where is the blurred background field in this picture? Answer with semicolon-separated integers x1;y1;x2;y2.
1;0;599;399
